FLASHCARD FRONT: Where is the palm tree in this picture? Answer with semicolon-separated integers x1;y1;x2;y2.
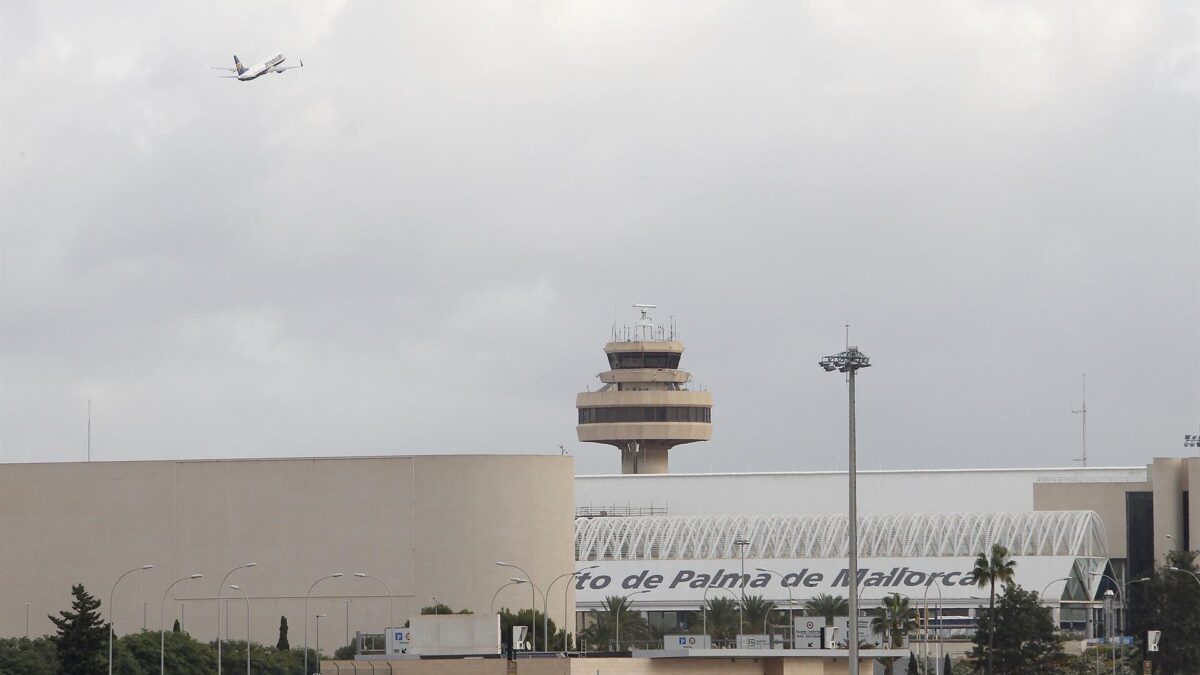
973;543;1017;675
581;595;650;650
804;593;849;626
870;593;918;675
704;596;740;643
739;595;776;634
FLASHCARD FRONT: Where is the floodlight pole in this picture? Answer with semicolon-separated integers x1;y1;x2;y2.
820;345;870;675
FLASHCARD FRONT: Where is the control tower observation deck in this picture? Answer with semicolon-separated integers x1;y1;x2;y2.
576;306;713;474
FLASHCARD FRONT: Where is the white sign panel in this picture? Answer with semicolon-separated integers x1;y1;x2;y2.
836;617;886;648
385;627;413;655
574;556;1085;606
736;634;771;649
794;617;824;649
664;634;711;649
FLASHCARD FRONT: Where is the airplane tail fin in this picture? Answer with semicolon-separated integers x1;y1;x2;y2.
233;55;246;76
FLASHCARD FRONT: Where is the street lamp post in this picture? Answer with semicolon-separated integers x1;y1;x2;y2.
1040;577;1071;636
923;576;946;674
756;567;794;648
496;561;538;650
734;538;749;634
304;573;343;675
216;563;256;675
109;564;154;675
160;574;202;675
701;584;740;646
492;578;527;615
353;573;395;631
24;603;29;639
616;590;650;653
820;344;870;675
229;585;251;675
315;613;327;670
546;566;597;653
1167;566;1200;587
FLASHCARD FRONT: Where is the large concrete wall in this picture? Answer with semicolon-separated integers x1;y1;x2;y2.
1033;480;1149;559
0;455;575;651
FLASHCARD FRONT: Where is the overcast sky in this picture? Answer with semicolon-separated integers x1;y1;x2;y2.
1;1;1196;475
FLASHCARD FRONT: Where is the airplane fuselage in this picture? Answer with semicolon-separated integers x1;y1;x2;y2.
238;52;287;81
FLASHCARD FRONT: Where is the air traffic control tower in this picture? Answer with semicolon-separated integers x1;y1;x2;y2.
576;305;713;474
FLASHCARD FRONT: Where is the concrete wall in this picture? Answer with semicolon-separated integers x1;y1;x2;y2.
1150;458;1186;563
317;656;876;675
1033;480;1150;558
0;455;575;650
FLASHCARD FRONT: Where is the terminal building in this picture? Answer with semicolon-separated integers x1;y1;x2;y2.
0;307;1196;668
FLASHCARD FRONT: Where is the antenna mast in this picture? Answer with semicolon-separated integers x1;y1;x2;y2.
1072;375;1087;467
87;399;92;462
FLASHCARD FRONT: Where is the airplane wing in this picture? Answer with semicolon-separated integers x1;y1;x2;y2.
272;60;304;72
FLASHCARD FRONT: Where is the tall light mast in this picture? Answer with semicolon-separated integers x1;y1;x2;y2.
1072;374;1088;467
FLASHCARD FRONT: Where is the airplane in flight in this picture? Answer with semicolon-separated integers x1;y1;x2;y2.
210;52;303;81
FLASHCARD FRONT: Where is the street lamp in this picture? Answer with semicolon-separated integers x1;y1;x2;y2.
492;578;527;615
734;538;749;633
109;564;154;675
701;584;740;646
304;573;343;675
1167;566;1200;587
922;577;945;674
160;573;202;675
820;343;870;675
496;561;538;650
756;567;794;648
545;566;597;652
216;562;256;675
353;573;395;631
315;613;327;668
616;590;650;653
228;585;250;675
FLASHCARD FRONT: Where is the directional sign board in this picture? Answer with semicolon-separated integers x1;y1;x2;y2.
386;627;413;655
794;617;824;649
664;634;711;649
736;634;770;649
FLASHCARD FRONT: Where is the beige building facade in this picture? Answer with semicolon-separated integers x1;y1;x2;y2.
0;454;575;652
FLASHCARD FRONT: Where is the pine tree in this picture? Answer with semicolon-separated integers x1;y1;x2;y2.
906;652;918;675
276;616;290;650
172;619;180;633
943;653;952;674
49;584;108;675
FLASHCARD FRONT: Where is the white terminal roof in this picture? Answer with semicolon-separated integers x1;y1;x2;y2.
575;511;1108;561
575;466;1147;515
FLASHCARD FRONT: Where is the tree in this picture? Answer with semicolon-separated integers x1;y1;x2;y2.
739;595;776;634
972;543;1016;675
943;652;951;675
1136;549;1200;674
0;637;60;675
276;616;289;651
870;593;918;675
906;652;918;675
969;584;1064;675
498;607;558;652
804;593;848;626
49;583;109;675
702;596;740;643
578;596;649;651
172;619;180;634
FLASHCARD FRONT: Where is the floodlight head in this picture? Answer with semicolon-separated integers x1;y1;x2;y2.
511;577;527;584
495;561;509;567
354;572;367;577
819;346;871;374
141;565;155;570
331;572;344;578
189;574;203;579
229;585;240;590
244;562;258;568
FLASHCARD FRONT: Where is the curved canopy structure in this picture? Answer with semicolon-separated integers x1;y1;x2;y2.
575;511;1108;561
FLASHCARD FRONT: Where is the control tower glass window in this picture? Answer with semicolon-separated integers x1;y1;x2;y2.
606;353;682;370
578;407;711;424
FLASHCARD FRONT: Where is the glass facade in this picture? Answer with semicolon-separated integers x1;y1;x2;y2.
578;406;711;424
